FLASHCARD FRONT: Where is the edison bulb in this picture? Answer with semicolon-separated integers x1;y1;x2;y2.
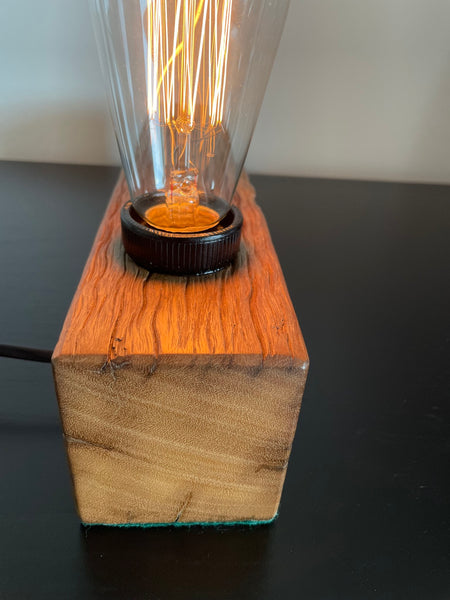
91;0;290;233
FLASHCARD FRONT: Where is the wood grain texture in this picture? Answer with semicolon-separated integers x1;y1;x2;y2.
52;173;309;525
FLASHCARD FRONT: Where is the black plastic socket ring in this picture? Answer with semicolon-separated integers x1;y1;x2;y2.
120;201;243;276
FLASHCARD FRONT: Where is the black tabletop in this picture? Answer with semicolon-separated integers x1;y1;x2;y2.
0;160;449;599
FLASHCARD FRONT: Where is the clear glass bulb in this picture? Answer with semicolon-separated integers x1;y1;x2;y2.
91;0;290;233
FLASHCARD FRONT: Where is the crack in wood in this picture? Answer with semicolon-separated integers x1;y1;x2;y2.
174;491;193;523
64;435;118;454
255;461;289;473
98;358;131;376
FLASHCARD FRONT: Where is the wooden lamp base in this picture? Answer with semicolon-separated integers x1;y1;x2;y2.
52;173;309;526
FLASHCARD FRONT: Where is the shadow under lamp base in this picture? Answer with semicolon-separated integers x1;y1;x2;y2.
121;200;243;275
52;172;309;527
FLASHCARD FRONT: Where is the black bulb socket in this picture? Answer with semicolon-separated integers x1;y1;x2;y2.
120;201;243;276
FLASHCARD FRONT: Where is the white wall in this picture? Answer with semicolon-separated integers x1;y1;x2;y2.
1;0;450;184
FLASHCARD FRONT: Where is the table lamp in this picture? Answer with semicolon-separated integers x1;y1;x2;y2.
52;0;309;526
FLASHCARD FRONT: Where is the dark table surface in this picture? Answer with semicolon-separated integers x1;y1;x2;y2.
0;160;449;600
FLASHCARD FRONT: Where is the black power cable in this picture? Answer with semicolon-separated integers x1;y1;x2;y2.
0;345;52;364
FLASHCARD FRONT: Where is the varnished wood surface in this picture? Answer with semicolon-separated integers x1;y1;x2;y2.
52;173;308;524
54;173;307;366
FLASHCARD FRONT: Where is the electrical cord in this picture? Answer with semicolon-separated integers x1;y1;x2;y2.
0;344;52;364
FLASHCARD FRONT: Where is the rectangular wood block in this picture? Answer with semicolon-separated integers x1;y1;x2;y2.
52;173;309;525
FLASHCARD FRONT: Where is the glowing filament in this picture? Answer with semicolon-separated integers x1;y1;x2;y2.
146;0;233;131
